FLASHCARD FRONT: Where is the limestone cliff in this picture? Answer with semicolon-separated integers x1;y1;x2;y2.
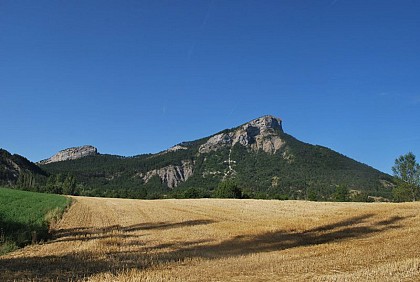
39;145;98;164
142;160;193;188
199;115;285;154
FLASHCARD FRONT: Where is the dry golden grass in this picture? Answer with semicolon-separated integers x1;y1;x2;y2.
1;197;419;281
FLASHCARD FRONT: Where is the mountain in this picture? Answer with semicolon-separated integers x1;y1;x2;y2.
38;145;98;165
40;115;394;200
0;148;48;187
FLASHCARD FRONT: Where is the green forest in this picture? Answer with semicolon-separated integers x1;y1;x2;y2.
1;128;401;202
30;132;394;201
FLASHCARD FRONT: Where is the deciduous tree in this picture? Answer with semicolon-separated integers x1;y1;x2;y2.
392;152;420;201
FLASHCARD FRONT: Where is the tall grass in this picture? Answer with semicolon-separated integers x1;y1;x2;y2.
0;187;71;255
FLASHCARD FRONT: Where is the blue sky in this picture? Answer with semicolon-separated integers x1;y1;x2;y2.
1;0;419;174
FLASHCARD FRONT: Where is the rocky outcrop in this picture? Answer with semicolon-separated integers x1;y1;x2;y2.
156;144;188;157
165;145;188;153
142;160;193;188
199;115;285;154
39;145;98;164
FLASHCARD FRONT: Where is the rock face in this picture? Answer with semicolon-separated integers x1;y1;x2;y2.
157;144;188;156
142;160;193;188
199;115;285;154
39;145;98;164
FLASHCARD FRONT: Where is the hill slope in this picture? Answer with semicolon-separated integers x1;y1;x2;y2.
0;149;48;188
40;115;393;200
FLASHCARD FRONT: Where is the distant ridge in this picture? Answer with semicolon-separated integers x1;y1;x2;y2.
40;115;393;200
38;145;98;165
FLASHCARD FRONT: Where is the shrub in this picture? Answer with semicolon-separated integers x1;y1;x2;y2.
332;185;349;202
392;183;413;202
182;187;204;198
214;180;242;199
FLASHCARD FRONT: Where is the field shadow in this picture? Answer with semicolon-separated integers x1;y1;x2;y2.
170;214;404;259
0;214;408;281
52;219;215;243
0;213;49;247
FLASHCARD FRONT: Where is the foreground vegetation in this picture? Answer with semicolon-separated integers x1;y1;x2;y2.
1;197;419;281
0;187;71;255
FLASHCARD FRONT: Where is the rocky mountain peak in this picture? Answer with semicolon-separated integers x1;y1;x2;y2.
246;115;283;132
199;115;285;154
39;145;98;164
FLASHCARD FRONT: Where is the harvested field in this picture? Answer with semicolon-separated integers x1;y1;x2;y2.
1;197;419;281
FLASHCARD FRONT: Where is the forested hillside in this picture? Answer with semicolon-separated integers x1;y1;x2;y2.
0;149;48;189
40;116;393;200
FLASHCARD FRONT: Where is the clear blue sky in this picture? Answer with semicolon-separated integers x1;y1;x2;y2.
1;0;419;174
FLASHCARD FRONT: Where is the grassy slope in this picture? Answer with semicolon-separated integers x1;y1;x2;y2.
0;187;70;254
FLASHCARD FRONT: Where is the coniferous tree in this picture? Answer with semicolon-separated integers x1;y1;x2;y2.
62;175;77;195
214;180;242;198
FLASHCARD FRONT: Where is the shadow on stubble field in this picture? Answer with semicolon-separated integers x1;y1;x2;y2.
0;213;408;281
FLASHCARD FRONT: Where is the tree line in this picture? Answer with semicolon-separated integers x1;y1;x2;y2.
5;147;419;202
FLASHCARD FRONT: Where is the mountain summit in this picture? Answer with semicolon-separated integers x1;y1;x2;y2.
40;115;392;200
199;115;284;154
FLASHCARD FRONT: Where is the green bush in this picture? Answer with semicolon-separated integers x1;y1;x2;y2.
306;188;318;201
332;185;349;202
214;180;242;199
181;187;203;198
0;241;18;256
392;183;413;202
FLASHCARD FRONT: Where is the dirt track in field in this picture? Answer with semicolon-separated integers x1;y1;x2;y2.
1;196;420;281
